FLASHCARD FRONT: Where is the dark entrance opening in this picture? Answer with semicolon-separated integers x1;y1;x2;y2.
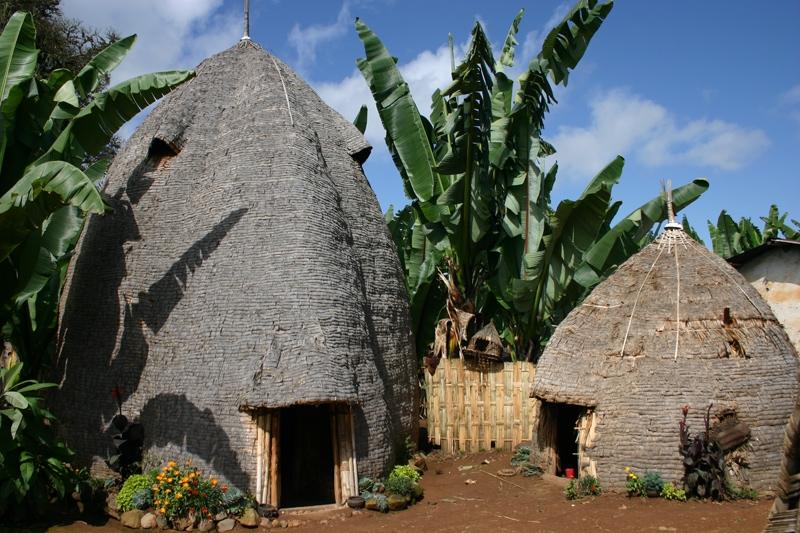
553;403;582;476
279;405;335;507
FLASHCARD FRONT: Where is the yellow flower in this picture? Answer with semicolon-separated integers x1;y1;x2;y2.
624;466;630;472
188;472;195;479
181;477;189;484
162;466;169;472
176;492;183;500
168;460;177;467
166;489;172;494
211;479;218;487
160;508;166;514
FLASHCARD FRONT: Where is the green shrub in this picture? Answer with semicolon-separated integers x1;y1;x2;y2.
0;363;77;522
117;474;153;512
625;468;645;497
222;485;256;517
661;482;687;501
386;464;421;498
388;464;421;484
564;476;602;500
726;482;758;500
642;471;664;495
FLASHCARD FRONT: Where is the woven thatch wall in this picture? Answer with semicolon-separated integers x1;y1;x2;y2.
533;228;799;490
53;44;417;491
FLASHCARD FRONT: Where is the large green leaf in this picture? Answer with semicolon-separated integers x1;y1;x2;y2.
356;19;439;204
0;12;38;170
574;178;709;288
0;161;105;260
0;12;37;104
75;34;137;97
42;69;194;162
353;104;368;134
12;205;84;304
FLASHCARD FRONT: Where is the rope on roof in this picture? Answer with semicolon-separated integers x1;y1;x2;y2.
270;56;294;126
619;245;665;358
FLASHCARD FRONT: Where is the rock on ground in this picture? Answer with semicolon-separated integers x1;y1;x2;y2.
238;507;260;527
120;509;145;528
217;518;236;532
139;512;157;529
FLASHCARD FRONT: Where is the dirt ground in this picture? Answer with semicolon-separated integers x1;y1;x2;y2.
41;450;772;533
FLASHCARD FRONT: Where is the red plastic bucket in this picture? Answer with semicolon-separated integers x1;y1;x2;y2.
565;468;576;479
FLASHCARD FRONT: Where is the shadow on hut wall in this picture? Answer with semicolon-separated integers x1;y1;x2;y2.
55;202;247;464
140;393;250;487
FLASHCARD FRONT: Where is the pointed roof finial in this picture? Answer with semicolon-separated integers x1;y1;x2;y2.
242;0;251;41
661;179;682;230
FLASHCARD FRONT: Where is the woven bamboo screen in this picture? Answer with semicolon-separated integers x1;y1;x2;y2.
424;358;537;452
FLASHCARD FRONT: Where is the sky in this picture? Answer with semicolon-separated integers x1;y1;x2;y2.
60;0;800;242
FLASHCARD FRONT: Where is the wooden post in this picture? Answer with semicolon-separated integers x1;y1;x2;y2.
349;405;359;496
269;413;280;507
256;413;264;503
260;412;273;503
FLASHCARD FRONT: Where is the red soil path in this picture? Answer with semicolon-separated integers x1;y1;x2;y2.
42;450;771;533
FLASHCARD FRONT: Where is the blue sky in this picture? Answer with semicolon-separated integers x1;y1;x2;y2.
61;0;800;241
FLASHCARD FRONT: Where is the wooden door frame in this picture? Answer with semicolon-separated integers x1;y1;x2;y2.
254;404;358;508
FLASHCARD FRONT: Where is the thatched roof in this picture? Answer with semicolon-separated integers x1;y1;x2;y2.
54;43;416;484
532;226;798;488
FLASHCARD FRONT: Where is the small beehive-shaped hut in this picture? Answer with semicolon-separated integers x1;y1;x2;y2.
531;221;798;490
54;39;417;508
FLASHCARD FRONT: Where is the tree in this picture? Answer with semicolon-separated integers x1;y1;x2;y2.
699;205;800;259
0;11;195;377
357;1;708;361
0;0;118;79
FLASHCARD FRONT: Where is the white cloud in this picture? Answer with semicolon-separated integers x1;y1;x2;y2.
61;0;241;84
780;84;800;130
287;2;351;73
550;89;770;180
316;43;459;152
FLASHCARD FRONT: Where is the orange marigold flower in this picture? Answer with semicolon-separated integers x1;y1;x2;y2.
160;508;166;514
211;479;218;486
168;460;177;467
176;492;183;500
165;489;172;494
182;483;189;489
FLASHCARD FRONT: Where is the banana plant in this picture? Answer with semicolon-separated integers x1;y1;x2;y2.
705;204;799;259
358;2;708;360
0;12;194;375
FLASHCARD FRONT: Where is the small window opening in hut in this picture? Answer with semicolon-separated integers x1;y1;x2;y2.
279;405;335;507
147;137;179;169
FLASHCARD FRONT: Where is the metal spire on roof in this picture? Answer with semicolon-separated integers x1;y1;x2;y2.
662;179;682;230
242;0;251;41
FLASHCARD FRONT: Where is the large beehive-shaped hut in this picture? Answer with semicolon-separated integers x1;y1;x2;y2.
531;223;798;490
54;41;417;508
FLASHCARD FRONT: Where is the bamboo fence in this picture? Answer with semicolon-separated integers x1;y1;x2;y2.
424;358;537;452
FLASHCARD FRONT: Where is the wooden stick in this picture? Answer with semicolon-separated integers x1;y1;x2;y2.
479;469;526;490
270;413;280;507
256;413;264;503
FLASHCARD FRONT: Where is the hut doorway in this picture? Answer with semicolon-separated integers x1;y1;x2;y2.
536;401;596;477
254;404;358;508
279;405;335;507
